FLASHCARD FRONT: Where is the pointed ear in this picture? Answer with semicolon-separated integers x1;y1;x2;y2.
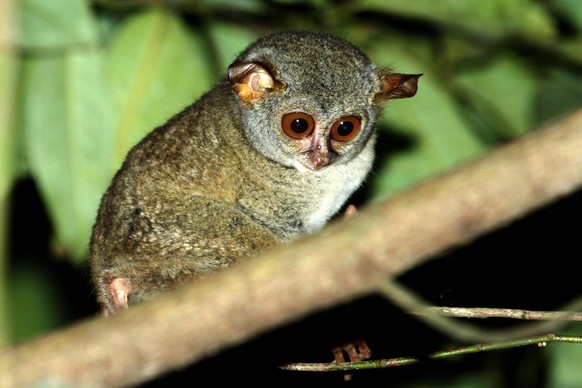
375;71;422;104
228;61;284;104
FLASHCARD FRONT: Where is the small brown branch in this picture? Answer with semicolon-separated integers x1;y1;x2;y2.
377;280;582;342
1;109;582;387
419;306;582;321
280;334;582;372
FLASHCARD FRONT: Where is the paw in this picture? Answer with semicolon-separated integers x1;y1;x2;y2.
102;277;132;316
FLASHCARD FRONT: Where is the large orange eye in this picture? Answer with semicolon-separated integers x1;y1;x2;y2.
330;116;361;142
282;112;315;139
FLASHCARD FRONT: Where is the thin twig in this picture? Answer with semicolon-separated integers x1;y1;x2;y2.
377;280;582;342
419;306;582;321
280;334;582;372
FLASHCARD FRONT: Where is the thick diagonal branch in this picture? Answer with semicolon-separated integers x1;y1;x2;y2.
2;109;582;387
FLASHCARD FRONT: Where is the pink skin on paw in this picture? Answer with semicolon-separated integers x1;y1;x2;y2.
343;204;358;219
102;278;132;316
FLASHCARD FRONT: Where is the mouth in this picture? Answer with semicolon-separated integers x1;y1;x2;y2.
293;157;330;173
293;161;312;173
308;150;331;170
291;142;334;173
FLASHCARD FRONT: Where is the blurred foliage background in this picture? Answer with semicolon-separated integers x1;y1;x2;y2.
2;0;582;386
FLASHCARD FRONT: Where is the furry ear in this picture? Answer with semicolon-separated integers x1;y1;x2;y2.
375;71;421;104
228;61;284;104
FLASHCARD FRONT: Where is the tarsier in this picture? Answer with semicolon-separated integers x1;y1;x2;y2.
90;31;420;322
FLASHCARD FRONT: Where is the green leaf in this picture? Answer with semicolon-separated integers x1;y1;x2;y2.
18;0;97;48
22;49;115;262
7;259;69;343
533;69;582;124
456;56;538;138
1;0;19;347
198;0;265;12
366;36;485;198
356;0;556;39
206;22;258;73
551;0;582;30
557;38;582;69
548;324;582;386
0;50;17;200
106;10;213;164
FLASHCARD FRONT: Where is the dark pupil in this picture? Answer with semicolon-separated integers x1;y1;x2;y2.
337;121;354;136
291;118;309;134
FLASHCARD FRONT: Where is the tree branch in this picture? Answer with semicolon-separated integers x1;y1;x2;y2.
2;109;582;387
280;334;582;372
418;306;582;321
377;279;582;343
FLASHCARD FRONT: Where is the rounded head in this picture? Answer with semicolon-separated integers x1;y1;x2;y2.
236;31;377;103
228;31;418;172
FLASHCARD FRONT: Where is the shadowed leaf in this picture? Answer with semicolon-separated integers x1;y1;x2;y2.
106;10;213;165
22;50;115;261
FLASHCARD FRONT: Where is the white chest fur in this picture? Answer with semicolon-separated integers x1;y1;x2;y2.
303;143;375;233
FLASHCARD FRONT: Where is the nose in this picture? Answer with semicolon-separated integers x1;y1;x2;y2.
308;141;330;170
309;150;331;170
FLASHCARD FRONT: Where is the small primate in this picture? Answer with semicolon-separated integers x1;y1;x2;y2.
90;31;420;317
